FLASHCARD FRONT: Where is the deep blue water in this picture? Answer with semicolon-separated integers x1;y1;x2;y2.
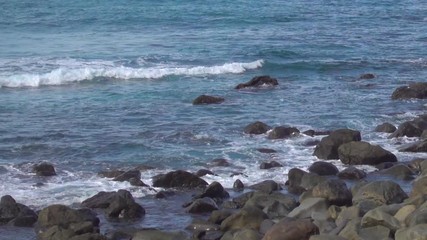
0;0;427;238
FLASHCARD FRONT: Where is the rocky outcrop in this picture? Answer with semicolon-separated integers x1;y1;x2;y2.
389;115;427;138
33;162;56;176
308;161;339;176
244;121;271;134
36;204;105;240
338;141;397;165
262;218;319;240
235;76;278;89
192;95;225;105
314;129;361;160
0;195;37;227
152;170;208;189
399;139;427;152
267;126;300;139
185;197;218;214
374;122;396;133
81;190;145;219
196;181;230;200
391;82;427;100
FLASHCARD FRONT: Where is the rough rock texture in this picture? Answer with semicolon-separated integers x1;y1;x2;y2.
244;121;271;135
186;197;218;214
192;95;225;105
248;180;280;194
81;190;145;219
267;126;300;139
338;141;397;165
399;139;427;152
33;162;56;176
196;181;230;200
337;167;367;180
262;218;319;240
220;206;268;231
375;122;397;133
359;73;376;79
314;129;361;160
361;208;401;231
395;224;427;240
152;170;208;189
378;164;415;180
391;82;427;100
389;115;427;138
113;170;141;182
221;228;262;240
235;76;278;89
308;161;339;176
233;179;244;191
287;197;328;219
0;195;37;227
36;204;105;240
260;161;283;169
353;181;408;206
312;179;352;206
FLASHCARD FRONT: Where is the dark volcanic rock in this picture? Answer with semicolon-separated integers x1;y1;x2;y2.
36;204;104;240
186;197;218;214
374;122;397;133
196;169;215;177
378;164;415;180
389;116;427;138
267;126;300;139
0;195;37;227
128;177;149;187
197;181;230;200
260;161;283;169
152;170;208;189
98;170;125;178
353;180;408;206
209;158;231;167
308;161;339;176
257;148;277;153
287;168;308;194
233;179;244;191
359;73;375;80
314;129;361;160
391;82;427;100
192;95;225;105
82;190;145;219
399;139;427;152
113;170;141;182
312;179;352;206
338;141;397;165
33;162;56;176
337;167;367;180
235;75;278;89
244;121;271;134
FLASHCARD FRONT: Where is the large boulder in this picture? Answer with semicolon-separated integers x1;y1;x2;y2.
244;192;298;216
220;206;268;231
378;164;415;180
185;197;218;214
33;162;56;176
152;170;208;189
248;180;280;194
314;129;361;160
338;141;397;165
399;139;427;152
0;195;37;227
337;167;367;180
389;115;427;138
81;190;145;219
36;204;105;240
353;181;408;207
312;179;352;206
375;122;396;133
192;95;224;105
411;175;427;198
262;218;319;240
287;197;328;219
308;161;339;176
361;208;401;231
395;224;427;240
113;170;141;182
391;82;427;100
221;228;262;240
195;181;229;200
235;75;278;89
287;168;307;194
244;121;271;134
267;126;300;139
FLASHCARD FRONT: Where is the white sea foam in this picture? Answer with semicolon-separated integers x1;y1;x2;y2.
0;59;264;88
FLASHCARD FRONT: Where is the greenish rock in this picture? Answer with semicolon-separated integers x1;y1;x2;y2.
395;224;427;240
361;208;401;231
353;181;408;206
358;225;391;240
220;206;268;232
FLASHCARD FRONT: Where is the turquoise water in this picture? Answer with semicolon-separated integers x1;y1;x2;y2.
0;0;427;237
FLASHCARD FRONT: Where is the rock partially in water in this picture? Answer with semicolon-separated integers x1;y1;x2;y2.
260;161;283;169
338;141;397;165
359;73;376;80
244;121;271;135
233;179;244;191
391;82;427;100
374;122;396;133
196;181;229;200
399;139;427;153
308;161;339;176
248;180;281;194
33;162;56;176
267;126;300;139
378;164;416;180
113;170;141;182
185;197;218;214
235;75;278;89
192;95;224;105
152;170;208;189
195;169;215;177
389;115;427;138
337;167;367;180
0;195;37;227
314;129;361;160
256;148;277;153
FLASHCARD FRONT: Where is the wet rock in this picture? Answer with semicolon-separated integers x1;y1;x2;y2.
308;161;339;176
338;141;397;165
128;177;149;187
152;170;208;189
248;180;280;194
244;192;298;216
267;126;300;139
208;209;234;225
81;190;145;219
260;161;283;169
0;195;37;227
337;167;367;180
235;75;278;89
389;116;427;138
209;158;231;167
287;197;328;219
399;139;427;152
33;162;56;176
244;121;271;135
233;179;244;191
113;170;141;182
361;208;401;231
132;229;188;240
36;204;104;240
262;218;319;240
314;129;361;160
196;169;215;177
98;170;125;178
359;73;376;79
186;219;220;232
312;179;352;206
220;206;268;231
192;95;224;105
186;197;218;214
196;181;230;200
375;162;397;170
353;180;408;207
155;190;175;199
375;122;397;133
391;82;427;100
378;164;415;180
256;148;277;153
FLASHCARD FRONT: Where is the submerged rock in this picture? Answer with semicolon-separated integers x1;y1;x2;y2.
359;73;376;80
152;170;208;189
260;161;283;169
391;82;427;100
244;121;272;134
267;126;300;139
33;162;56;176
375;122;396;133
235;75;278;89
192;95;225;105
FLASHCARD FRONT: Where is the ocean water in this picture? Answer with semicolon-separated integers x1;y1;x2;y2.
1;0;427;238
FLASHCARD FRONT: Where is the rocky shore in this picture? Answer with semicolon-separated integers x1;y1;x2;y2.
1;79;427;240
